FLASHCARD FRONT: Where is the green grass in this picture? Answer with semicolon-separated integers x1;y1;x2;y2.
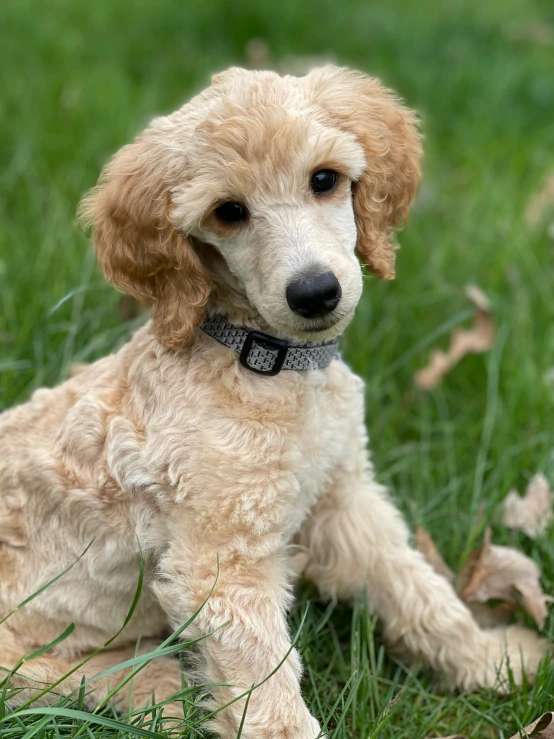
2;0;554;736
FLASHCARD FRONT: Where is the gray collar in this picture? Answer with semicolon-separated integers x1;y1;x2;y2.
200;314;339;376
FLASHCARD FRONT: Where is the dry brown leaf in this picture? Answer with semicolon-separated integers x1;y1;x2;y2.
508;712;554;738
458;528;552;629
416;526;454;582
500;474;554;539
416;527;511;627
525;173;554;227
414;285;496;390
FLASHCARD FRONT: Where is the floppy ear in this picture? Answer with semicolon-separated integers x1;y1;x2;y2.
79;131;211;347
307;66;423;280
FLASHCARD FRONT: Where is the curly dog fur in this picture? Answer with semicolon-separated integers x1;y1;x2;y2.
0;66;546;738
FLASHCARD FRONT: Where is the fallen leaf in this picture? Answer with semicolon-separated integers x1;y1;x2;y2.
508;712;554;738
416;525;511;627
458;528;552;629
500;474;554;538
465;284;491;312
414;285;496;391
525;173;554;226
416;527;454;582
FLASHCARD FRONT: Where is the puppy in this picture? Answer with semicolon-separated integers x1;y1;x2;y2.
0;66;546;738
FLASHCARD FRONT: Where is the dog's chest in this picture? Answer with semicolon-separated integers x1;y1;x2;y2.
280;362;363;530
109;347;364;542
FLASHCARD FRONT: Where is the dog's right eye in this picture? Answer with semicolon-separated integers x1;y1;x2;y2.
311;169;338;195
214;202;248;223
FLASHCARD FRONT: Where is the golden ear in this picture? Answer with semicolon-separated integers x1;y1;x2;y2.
79;133;210;347
307;66;423;279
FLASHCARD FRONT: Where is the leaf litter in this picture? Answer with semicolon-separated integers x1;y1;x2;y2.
417;526;552;736
414;285;496;390
416;526;454;583
417;527;551;629
459;528;553;629
508;712;554;739
500;474;554;539
431;713;554;739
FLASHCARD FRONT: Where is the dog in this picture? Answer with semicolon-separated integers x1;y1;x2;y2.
0;66;547;738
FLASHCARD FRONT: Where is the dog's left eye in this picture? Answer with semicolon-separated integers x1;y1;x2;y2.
215;202;248;223
311;170;338;194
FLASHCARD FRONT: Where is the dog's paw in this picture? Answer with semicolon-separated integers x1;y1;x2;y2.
299;712;326;739
459;625;549;692
260;712;324;739
208;704;324;739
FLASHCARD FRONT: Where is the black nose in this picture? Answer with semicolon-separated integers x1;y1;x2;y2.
286;271;342;319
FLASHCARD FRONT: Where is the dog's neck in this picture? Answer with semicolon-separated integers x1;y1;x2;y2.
196;240;278;336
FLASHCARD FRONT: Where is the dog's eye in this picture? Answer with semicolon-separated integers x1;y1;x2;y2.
311;170;338;194
214;202;248;223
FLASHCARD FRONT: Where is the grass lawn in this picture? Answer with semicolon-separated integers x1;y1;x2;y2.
2;0;554;736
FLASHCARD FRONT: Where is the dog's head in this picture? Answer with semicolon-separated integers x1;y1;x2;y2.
80;66;422;346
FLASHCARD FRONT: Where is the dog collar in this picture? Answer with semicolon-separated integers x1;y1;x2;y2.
200;314;339;376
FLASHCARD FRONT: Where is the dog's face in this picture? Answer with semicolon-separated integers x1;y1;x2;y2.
80;66;422;346
181;103;366;340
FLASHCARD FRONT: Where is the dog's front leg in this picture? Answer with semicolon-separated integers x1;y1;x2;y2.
154;521;322;739
297;422;547;692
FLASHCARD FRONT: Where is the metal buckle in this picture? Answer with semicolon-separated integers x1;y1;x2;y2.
239;331;289;376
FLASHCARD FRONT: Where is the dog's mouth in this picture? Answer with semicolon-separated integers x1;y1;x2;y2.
286;308;354;341
303;319;340;333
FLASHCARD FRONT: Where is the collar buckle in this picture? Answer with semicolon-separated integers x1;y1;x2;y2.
239;331;289;376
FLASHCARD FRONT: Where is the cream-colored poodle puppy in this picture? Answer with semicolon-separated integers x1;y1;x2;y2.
0;66;547;738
